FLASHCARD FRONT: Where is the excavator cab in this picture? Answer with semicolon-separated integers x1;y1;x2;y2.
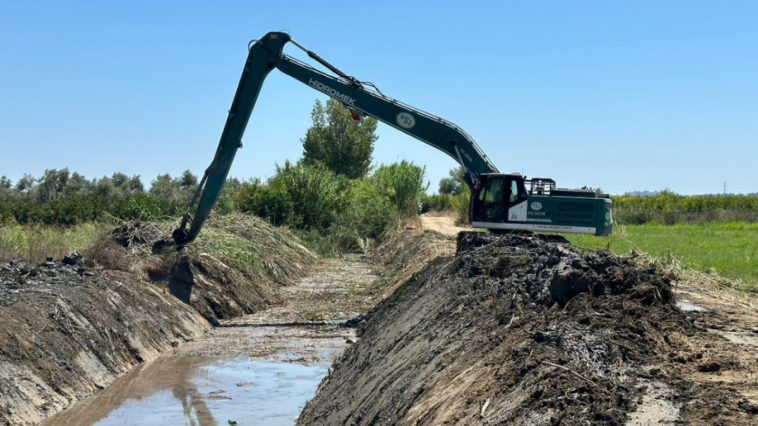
471;174;528;224
471;174;613;237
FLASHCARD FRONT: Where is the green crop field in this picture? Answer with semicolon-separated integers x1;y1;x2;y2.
567;222;758;290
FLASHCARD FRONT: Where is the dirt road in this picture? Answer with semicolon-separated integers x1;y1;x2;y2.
419;213;470;236
42;256;379;426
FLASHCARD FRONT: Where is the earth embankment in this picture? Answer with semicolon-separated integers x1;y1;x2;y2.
298;232;758;425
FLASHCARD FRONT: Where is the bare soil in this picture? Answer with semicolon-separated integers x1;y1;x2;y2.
371;228;456;301
297;228;758;425
0;259;209;426
419;212;470;237
88;217;316;324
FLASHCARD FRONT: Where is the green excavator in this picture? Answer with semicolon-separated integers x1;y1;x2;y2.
172;32;613;248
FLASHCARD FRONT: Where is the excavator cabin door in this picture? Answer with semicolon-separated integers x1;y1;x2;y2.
472;174;528;224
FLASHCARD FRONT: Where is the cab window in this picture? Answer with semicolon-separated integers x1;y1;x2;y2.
476;178;506;222
483;179;505;202
509;180;519;203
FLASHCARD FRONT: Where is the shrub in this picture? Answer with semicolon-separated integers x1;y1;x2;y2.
368;161;428;217
452;185;471;225
273;161;351;229
233;162;350;230
111;193;179;222
420;193;456;213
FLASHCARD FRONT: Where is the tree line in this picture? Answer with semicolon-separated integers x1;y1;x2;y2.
0;168;221;225
0;99;430;253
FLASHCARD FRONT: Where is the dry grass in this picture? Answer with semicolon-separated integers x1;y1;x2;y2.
0;223;110;262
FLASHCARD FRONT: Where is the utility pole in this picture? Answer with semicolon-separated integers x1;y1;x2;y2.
724;181;726;196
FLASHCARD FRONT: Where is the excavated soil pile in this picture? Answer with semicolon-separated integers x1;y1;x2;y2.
88;215;316;323
0;258;209;426
298;233;757;425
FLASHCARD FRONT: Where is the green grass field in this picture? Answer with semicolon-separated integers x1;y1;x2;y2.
567;222;758;290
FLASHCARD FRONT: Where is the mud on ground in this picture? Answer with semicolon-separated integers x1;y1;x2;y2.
179;256;380;363
298;233;758;425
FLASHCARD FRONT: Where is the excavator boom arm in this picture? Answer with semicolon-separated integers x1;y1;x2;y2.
173;32;497;247
275;54;498;176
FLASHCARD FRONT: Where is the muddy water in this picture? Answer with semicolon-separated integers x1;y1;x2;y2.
42;351;334;426
42;258;375;426
677;300;708;312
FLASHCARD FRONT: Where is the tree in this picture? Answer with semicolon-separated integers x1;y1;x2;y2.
0;176;14;201
149;170;198;207
35;168;70;203
301;99;378;179
15;174;35;194
63;172;92;197
438;166;465;195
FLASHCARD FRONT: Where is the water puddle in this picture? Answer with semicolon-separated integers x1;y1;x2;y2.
626;380;679;425
42;354;329;426
677;301;707;312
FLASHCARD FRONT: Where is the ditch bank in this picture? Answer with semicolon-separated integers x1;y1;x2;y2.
0;215;315;426
297;232;758;425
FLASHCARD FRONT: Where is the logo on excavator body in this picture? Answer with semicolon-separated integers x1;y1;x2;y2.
308;79;356;106
396;112;416;129
531;202;543;211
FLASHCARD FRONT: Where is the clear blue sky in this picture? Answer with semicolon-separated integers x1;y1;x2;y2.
2;1;756;195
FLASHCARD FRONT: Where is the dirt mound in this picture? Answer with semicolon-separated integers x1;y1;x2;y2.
298;233;756;425
456;232;673;307
110;220;166;249
85;214;316;323
0;259;209;426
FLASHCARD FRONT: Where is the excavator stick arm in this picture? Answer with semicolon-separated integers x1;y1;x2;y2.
173;33;289;247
